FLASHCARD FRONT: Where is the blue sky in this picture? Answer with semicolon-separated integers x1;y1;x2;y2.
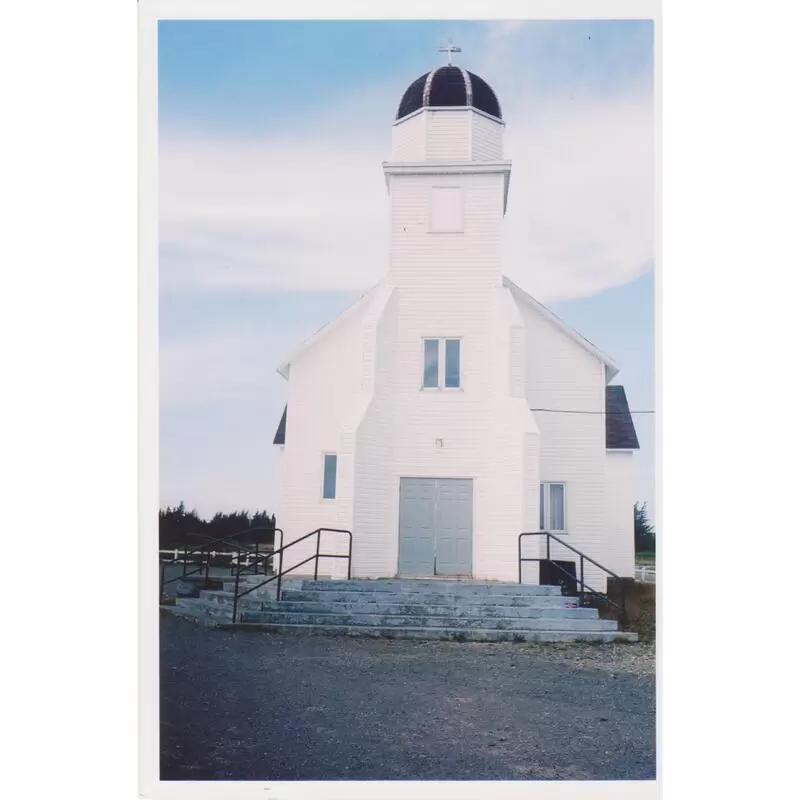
158;19;655;519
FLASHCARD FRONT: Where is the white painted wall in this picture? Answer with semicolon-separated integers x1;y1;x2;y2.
471;112;504;161
390;109;504;163
604;451;635;578
390;111;425;161
276;291;375;576
510;284;611;592
276;101;633;588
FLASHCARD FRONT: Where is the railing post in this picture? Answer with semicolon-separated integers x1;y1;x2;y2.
347;531;352;579
314;530;321;580
255;542;260;576
580;555;585;606
182;547;188;577
204;546;210;585
621;579;627;622
518;535;522;584
159;562;165;599
232;567;241;624
546;534;551;561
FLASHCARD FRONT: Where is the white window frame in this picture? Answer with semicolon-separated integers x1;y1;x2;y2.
428;186;464;233
421;337;462;390
540;481;567;533
321;453;338;501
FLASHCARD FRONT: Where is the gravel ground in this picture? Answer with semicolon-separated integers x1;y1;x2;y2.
160;612;655;781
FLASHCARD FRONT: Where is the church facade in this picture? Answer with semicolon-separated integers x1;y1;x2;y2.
272;65;639;591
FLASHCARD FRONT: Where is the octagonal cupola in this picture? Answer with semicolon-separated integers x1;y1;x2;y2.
390;51;505;163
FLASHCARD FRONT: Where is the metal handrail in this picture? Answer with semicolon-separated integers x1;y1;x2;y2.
230;528;352;623
518;531;626;615
159;526;280;597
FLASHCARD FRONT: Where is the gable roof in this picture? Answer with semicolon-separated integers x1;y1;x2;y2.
277;283;381;379
503;276;619;382
273;405;287;445
606;385;640;449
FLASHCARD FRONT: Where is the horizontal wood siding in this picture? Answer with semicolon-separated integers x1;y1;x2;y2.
391;112;425;161
604;451;635;577
426;110;470;161
277;295;372;576
513;288;612;592
471;113;503;161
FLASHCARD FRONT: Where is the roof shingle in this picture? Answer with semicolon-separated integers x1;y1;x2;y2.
606;385;640;449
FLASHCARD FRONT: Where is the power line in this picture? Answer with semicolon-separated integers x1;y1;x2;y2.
530;408;655;415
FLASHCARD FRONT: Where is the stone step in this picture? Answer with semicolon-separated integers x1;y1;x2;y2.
298;579;563;596
162;601;636;642
236;610;618;632
216;621;639;644
280;589;578;607
179;597;614;632
197;591;599;619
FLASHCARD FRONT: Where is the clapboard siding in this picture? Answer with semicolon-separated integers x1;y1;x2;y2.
471;113;503;160
276;293;373;576
391;111;425;161
391;108;504;163
426;110;470;161
275;100;634;585
604;451;635;577
512;287;612;592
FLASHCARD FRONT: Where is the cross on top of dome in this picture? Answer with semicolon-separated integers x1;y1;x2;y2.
438;39;461;66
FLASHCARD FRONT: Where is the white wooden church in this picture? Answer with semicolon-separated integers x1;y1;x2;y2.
272;59;639;591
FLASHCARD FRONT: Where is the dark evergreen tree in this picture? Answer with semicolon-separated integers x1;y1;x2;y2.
634;502;656;553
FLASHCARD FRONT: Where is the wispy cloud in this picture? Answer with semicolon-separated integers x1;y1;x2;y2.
160;22;653;302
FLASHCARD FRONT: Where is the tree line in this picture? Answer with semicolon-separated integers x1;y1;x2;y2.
634;502;656;553
159;502;276;549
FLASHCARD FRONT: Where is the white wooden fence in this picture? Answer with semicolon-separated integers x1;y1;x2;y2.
634;565;656;583
159;549;273;569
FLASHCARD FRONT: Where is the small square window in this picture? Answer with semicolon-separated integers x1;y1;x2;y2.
540;482;566;532
429;187;463;233
322;454;337;500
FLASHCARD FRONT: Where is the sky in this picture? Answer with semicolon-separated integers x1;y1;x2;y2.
158;19;655;521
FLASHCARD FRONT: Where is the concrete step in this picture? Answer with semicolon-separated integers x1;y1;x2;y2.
197;591;599;619
259;599;599;619
237;610;618;632
298;579;563;596
214;621;639;644
281;589;578;607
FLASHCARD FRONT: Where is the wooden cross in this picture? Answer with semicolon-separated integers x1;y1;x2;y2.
438;39;461;66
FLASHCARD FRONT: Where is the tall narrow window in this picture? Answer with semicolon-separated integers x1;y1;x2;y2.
540;482;566;532
444;339;460;388
423;339;439;388
322;453;337;500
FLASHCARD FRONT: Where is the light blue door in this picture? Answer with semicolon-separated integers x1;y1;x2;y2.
398;478;436;576
398;478;473;577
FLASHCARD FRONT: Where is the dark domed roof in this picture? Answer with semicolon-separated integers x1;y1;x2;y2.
396;66;502;121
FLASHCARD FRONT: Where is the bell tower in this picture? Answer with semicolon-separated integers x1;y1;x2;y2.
382;51;512;290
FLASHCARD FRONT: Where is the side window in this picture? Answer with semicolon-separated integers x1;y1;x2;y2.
540;482;566;532
322;453;337;500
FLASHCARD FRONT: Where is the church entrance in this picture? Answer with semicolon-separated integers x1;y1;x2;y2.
398;478;473;577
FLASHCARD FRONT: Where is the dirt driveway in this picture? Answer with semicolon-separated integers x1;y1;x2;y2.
160;612;655;781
